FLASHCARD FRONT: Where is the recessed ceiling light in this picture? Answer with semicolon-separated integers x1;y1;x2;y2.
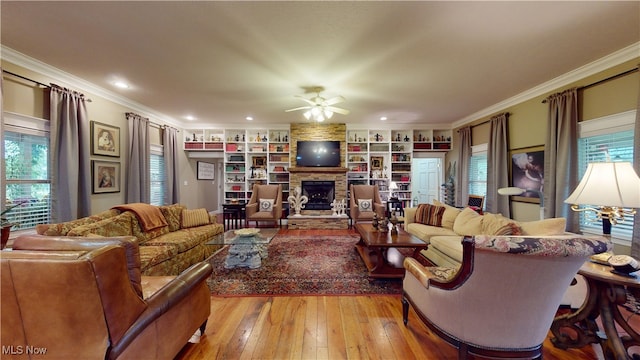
185;115;196;121
380;116;388;121
114;81;129;89
246;116;254;121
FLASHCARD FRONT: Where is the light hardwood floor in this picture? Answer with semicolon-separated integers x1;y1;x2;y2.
177;227;596;359
174;295;596;360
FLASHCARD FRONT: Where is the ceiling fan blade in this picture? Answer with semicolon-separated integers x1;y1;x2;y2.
293;95;317;106
325;106;350;115
324;96;345;106
285;106;312;112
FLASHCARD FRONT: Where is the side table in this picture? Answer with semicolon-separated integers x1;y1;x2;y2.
222;202;246;230
550;261;640;359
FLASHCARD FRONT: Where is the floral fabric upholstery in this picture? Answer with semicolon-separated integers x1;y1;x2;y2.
36;209;121;236
473;234;611;257
37;204;224;276
159;204;186;232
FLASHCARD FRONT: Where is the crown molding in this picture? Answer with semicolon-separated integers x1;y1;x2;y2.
452;41;640;128
1;45;183;128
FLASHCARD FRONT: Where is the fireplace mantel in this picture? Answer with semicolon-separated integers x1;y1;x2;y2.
289;167;349;174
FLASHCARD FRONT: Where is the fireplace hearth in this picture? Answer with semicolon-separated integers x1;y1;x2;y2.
302;181;335;210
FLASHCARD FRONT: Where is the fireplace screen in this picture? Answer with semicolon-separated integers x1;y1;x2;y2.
301;181;335;210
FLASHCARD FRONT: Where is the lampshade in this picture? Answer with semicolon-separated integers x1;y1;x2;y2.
498;187;524;196
564;162;640;208
389;181;399;190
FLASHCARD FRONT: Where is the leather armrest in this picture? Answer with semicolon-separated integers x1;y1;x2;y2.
108;261;213;358
12;235;143;297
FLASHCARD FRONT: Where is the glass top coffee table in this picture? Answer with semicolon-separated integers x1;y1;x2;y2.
207;228;279;269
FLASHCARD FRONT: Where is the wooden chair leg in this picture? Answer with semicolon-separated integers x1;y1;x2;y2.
402;296;409;325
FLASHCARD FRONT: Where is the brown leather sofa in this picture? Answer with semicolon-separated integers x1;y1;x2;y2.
1;235;212;359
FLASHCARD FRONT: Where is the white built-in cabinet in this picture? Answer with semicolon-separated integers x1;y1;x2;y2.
184;127;452;207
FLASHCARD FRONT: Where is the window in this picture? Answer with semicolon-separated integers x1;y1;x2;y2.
150;144;165;206
3;112;51;230
576;111;635;242
468;144;488;207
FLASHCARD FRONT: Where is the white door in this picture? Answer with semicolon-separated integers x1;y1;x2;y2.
411;156;443;206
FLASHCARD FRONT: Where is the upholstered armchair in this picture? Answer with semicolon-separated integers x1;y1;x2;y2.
246;184;283;227
2;235;213;360
402;234;611;359
349;184;385;224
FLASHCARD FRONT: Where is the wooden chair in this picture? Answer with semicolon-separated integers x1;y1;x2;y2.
402;234;611;359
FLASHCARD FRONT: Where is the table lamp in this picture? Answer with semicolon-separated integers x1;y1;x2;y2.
389;181;399;200
498;186;545;220
564;162;640;236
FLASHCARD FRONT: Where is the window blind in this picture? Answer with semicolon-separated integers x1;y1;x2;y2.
150;151;166;206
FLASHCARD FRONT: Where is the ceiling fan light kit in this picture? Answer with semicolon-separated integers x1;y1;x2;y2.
286;86;349;122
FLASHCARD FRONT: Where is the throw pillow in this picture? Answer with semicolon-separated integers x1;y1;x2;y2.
452;207;484;235
518;218;567;235
181;208;210;228
358;199;373;212
259;198;275;212
415;204;446;227
433;199;462;230
482;213;522;235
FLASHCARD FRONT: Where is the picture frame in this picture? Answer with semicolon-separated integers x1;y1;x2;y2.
252;156;267;168
92;160;120;194
370;156;383;170
509;145;544;203
91;121;120;157
197;161;215;180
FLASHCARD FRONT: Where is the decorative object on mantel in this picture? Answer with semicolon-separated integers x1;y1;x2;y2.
331;198;347;216
287;186;308;216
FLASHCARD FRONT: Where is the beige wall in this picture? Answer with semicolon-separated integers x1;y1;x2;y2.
2;60;219;214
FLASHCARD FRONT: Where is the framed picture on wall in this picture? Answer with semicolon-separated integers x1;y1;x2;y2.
197;161;215;180
509;145;544;203
91;121;120;157
370;156;383;170
92;160;120;194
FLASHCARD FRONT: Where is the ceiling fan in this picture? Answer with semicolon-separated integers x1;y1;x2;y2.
285;86;350;122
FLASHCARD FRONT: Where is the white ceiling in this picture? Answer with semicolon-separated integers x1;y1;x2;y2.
1;1;639;129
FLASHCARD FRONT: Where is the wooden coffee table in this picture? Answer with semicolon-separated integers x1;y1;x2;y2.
354;223;428;279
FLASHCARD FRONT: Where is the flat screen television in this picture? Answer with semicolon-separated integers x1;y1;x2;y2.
296;140;341;167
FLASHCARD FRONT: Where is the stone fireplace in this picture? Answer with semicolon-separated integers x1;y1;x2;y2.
301;180;335;210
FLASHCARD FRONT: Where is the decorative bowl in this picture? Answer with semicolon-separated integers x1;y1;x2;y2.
608;255;640;276
234;228;260;237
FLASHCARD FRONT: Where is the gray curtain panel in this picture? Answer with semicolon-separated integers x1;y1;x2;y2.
632;65;640;258
163;126;180;204
125;112;150;203
544;88;579;232
487;113;510;217
456;126;471;208
49;84;91;221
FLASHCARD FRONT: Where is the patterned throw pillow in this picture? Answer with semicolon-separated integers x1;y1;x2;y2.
493;222;523;236
415;204;446;227
358;199;373;212
181;208;210;228
259;199;275;212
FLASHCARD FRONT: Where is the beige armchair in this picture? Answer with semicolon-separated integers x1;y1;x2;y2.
402;234;611;359
2;235;212;360
349;184;385;224
246;184;283;227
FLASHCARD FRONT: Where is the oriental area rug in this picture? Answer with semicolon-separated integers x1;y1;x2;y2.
206;234;403;296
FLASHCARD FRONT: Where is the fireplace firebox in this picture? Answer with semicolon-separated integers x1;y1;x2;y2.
301;181;335;210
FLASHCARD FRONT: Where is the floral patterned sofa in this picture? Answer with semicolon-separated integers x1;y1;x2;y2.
35;203;224;275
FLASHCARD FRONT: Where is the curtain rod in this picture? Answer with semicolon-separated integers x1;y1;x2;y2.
2;69;50;88
542;67;639;103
